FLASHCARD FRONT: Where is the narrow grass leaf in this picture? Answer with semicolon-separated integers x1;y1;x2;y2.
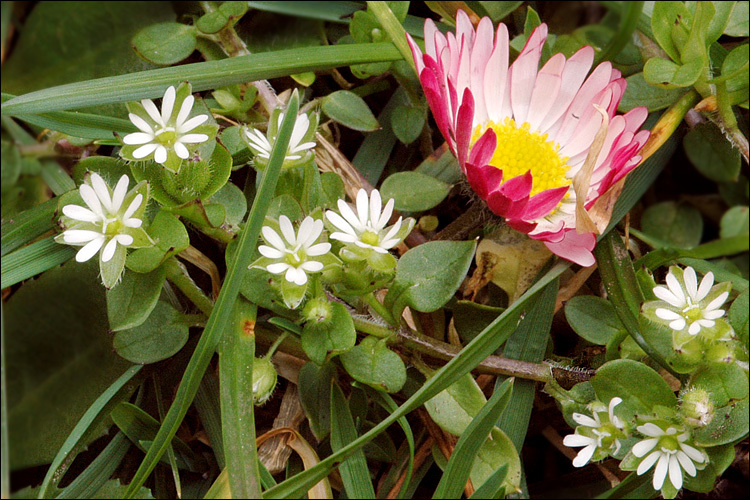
468;464;509;499
1;236;75;289
194;372;225;469
123;92;300;498
433;378;514;499
330;383;376;499
57;432;130;499
0;197;57;257
36;365;143;499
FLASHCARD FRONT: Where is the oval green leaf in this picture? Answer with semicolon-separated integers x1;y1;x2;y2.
132;22;197;66
321;90;379;132
380;171;451;212
113;301;190;364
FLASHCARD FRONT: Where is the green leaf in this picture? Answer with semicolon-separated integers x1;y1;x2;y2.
476;1;523;22
684;444;736;492
112;301;191;364
107;267;167;331
1;1;172;115
565;296;626;345
4;261;132;469
298;362;335;441
132;22;197;65
126;211;190;274
724;1;749;36
643;57;703;88
391;105;425;144
340;336;407;393
424;373;488;437
330;383;376;499
301;301;357;365
728;289;749;342
0;140;21;194
722;43;749;95
56;433;132;500
651;1;690;61
385;240;476;320
209;181;248;227
110;402;204;472
619;73;687;112
684;122;741;182
433;379;513;499
691;364;749;446
720;205;749;239
380;171;451;212
591;359;678;421
321;90;380;132
641;201;703;249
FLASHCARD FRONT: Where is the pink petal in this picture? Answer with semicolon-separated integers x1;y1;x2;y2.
467;128;497;168
526;53;565;132
510;24;548;124
524;185;570;221
484;23;510;123
542;229;597;266
455;88;475;170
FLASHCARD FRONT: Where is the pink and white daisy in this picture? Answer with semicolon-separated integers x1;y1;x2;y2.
407;11;650;266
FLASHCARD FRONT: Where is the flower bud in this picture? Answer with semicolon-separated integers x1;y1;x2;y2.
705;342;736;364
252;357;278;405
680;387;714;428
303;296;331;323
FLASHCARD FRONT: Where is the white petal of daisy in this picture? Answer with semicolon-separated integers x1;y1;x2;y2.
665;272;686;306
133;143;159;159
76;236;105;262
652;453;670;490
683;266;698;301
679;443;705;463
111;175;130;212
283;153;302;161
90;173;114;213
262;226;286;251
705;292;729;312
329;232;358;243
669;318;687;331
115;233;134;246
668;455;683;490
179;133;209;144
572;444;597;468
122;194;144;220
632;438;659;457
356;189;369;227
608;397;622;418
129;113;155;134
266;262;289;274
296;217;316;247
306;219;326;247
124;218;143;228
572;413;598;427
101;238;119;262
369;189;383;228
258;245;284;259
174;142;190;159
696;320;715;329
338;198;365;232
702;309;724;320
289;141;316;153
175;95;195;127
306;242;331;257
123;132;154;145
326;211;358;236
653;285;684;307
637;449;661;475
655;308;681;320
154;145;168;164
381;217;403;243
62;205;100;222
279;216;297;246
377;198;395;230
141;98;163;125
688;322;701;335
563;434;595;447
637;423;665;438
300;261;324;272
63;229;102;244
696;272;714;301
289;115;309;150
675;451;696;477
161;86;176;123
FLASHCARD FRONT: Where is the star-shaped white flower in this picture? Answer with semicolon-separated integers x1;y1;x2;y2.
122;84;213;171
245;112;317;162
563;397;627;467
652;267;729;336
256;216;331;286
632;423;705;491
326;189;411;254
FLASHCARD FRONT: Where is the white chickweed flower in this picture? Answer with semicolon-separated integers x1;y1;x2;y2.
244;111;317;167
256;216;331;286
652;266;729;336
632;423;706;491
122;83;214;172
563;397;627;467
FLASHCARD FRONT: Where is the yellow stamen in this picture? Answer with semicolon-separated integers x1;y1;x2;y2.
471;118;571;197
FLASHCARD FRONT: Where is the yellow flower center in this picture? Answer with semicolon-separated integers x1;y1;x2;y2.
155;127;177;147
472;118;571;197
361;230;379;246
683;304;702;322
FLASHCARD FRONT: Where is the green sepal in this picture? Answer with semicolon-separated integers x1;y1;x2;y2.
100;243;128;289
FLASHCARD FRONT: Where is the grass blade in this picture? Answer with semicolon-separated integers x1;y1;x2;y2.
262;261;569;498
432;378;514;499
1;197;57;257
219;299;261;498
1;44;400;116
56;432;130;499
36;365;143;499
468;464;509;499
330;383;376;499
1;235;75;290
123;92;301;498
1;304;8;500
195;372;225;470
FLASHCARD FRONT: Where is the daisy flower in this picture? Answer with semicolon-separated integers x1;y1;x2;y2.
121;83;216;172
631;422;705;491
563;397;628;467
244;110;318;169
407;11;650;266
326;189;415;257
55;172;153;288
651;266;730;336
255;216;332;286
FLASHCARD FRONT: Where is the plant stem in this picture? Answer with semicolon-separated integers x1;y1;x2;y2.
638;89;700;164
363;292;398;327
163;257;215;316
366;1;417;75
